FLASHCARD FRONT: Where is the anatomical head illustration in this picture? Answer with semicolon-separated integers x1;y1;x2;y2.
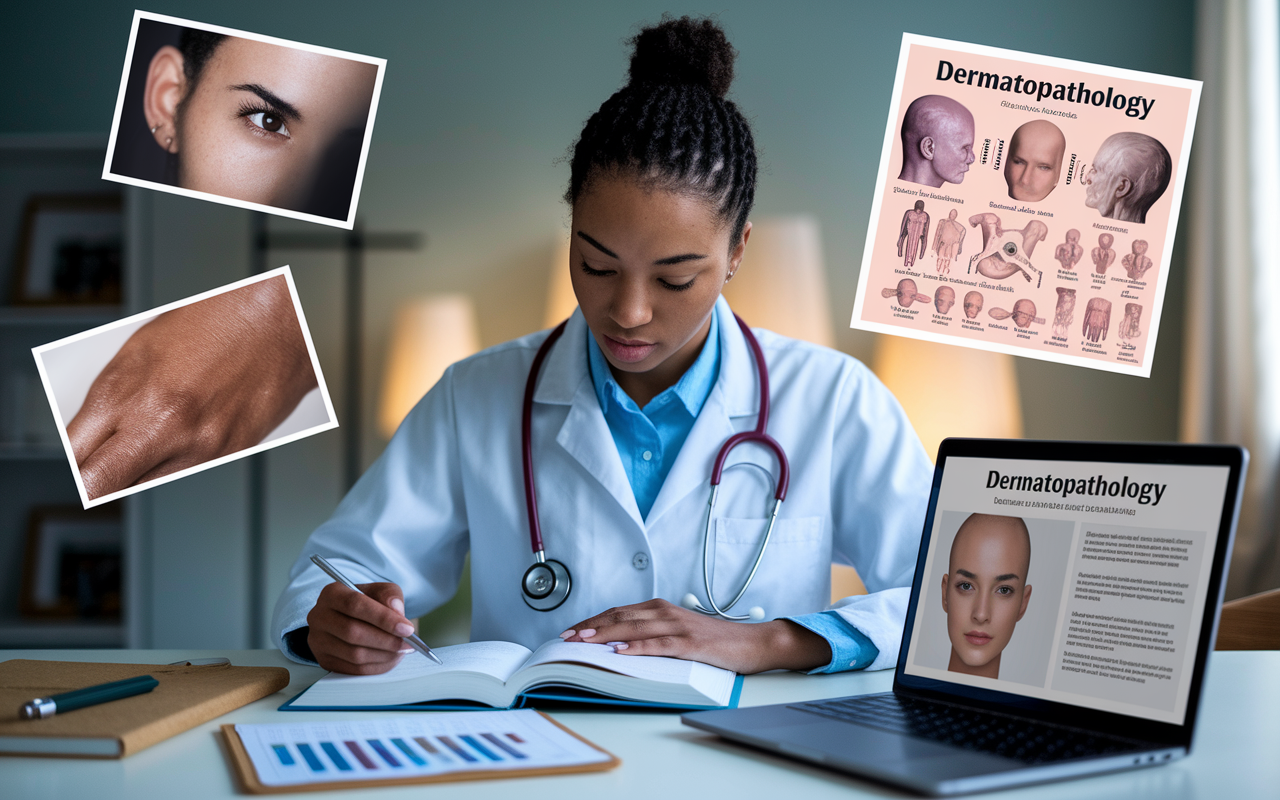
940;513;1033;681
883;278;931;308
1053;287;1076;338
897;95;976;188
1120;302;1143;341
988;299;1044;329
967;213;1048;288
1122;239;1154;281
963;290;984;319
1082;132;1173;224
932;208;966;274
934;285;956;315
1082;297;1113;343
898;200;931;268
1054;229;1083;271
1003;119;1066;202
1091;233;1116;275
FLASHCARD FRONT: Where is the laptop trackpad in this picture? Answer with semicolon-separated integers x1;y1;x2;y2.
767;719;1016;776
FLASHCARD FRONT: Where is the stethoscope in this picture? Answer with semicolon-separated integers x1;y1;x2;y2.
520;314;790;621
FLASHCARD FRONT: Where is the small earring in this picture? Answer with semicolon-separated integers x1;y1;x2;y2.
165;137;173;147
150;124;160;134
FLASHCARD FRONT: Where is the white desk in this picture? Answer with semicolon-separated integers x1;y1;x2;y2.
1;649;1276;799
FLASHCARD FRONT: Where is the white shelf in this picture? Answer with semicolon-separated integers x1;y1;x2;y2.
0;619;125;648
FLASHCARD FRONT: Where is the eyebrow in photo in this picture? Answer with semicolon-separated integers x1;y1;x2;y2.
230;83;303;121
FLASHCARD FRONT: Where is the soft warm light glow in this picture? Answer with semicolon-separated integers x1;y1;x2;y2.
723;216;834;347
873;337;1023;462
545;234;576;328
378;295;480;439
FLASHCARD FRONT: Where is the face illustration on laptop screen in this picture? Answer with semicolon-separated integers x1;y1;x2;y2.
904;456;1232;726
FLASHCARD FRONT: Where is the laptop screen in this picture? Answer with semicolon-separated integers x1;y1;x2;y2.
902;454;1232;726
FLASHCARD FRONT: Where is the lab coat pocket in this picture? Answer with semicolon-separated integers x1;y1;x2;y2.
711;516;827;618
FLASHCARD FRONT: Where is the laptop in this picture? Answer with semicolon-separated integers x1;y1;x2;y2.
682;438;1247;796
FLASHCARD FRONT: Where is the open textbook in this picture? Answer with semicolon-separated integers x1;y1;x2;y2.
850;34;1201;377
284;640;742;712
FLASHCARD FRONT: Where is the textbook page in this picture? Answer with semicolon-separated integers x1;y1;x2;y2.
234;710;611;788
289;641;532;708
850;34;1201;377
516;640;738;706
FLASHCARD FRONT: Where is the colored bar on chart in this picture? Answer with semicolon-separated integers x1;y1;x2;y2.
437;735;478;762
460;734;502;761
506;732;526;744
320;742;352;771
271;744;295;766
482;732;527;759
344;740;378;769
391;738;426;766
368;739;402;767
414;736;451;762
295;743;325;772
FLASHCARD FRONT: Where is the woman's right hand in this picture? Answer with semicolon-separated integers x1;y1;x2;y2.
306;582;417;674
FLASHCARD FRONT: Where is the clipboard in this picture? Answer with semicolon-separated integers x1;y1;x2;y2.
220;711;620;794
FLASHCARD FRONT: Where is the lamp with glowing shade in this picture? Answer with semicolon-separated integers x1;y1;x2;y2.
378;294;481;439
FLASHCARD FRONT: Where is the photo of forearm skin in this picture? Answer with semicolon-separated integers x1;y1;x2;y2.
67;276;318;500
1082;297;1113;343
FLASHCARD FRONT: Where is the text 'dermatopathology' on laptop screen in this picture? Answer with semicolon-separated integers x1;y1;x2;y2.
903;456;1230;725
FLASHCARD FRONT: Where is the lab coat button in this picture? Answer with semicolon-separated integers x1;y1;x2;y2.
641;450;653;461
632;552;650;570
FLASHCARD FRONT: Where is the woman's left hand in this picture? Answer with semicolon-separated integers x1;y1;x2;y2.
560;598;832;674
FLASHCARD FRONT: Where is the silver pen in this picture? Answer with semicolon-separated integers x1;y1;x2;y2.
309;554;444;666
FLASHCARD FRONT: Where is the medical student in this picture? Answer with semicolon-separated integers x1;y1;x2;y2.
272;16;933;676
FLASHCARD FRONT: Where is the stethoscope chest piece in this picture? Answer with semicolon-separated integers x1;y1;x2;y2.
522;558;572;611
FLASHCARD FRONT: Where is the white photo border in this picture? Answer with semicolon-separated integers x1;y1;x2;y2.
32;265;339;509
102;10;387;230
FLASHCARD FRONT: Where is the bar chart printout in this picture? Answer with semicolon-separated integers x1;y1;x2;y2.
233;709;612;788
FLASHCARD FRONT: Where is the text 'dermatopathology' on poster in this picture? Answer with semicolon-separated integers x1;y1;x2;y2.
850;34;1201;377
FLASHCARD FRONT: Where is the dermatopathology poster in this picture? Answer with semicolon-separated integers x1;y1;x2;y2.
850;35;1201;376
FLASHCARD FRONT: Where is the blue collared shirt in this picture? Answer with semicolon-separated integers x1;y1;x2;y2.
586;307;879;672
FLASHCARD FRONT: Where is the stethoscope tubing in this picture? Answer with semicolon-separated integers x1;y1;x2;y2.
521;313;789;619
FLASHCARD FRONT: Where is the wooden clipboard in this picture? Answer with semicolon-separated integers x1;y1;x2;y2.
220;712;620;794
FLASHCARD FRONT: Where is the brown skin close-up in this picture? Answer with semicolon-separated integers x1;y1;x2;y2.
305;171;832;675
67;276;317;500
144;36;377;211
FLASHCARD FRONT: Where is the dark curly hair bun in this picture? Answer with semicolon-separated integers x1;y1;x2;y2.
566;15;757;244
627;16;736;99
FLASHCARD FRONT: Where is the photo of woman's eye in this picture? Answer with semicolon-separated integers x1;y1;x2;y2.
104;13;384;228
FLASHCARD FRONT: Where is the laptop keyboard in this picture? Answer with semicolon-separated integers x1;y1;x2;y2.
792;693;1146;764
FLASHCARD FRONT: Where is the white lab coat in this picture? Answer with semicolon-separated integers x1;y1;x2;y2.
273;297;932;671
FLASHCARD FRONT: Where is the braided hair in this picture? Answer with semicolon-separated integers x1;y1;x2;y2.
565;16;758;247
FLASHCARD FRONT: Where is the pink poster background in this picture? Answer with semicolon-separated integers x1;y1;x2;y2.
850;35;1200;377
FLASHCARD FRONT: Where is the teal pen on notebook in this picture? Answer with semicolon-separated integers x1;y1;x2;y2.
19;675;159;720
310;554;445;666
